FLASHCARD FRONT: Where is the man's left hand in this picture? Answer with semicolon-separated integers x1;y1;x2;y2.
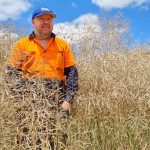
60;101;70;120
61;100;71;110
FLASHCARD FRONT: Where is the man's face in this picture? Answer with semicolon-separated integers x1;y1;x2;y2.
32;14;54;36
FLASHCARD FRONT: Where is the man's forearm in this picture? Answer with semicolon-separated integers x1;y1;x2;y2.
64;66;78;103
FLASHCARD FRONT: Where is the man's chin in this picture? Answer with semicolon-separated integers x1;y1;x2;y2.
41;31;51;36
42;28;51;33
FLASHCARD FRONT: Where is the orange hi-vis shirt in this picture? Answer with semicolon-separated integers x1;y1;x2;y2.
8;33;75;80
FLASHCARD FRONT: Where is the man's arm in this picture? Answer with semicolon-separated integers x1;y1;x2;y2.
61;66;78;109
64;66;78;102
60;66;78;119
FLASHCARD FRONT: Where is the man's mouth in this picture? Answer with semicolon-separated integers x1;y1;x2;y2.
42;27;49;29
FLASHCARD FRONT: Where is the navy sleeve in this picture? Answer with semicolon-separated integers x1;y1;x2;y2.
64;66;78;103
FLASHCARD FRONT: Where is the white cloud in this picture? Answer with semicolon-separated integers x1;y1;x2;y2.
73;13;100;25
91;0;149;10
0;0;31;21
54;13;101;38
53;13;130;52
53;13;101;49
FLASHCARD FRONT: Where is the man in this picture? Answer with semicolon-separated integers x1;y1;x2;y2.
6;7;78;149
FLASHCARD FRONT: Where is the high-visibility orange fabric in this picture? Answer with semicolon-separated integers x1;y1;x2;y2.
8;35;75;80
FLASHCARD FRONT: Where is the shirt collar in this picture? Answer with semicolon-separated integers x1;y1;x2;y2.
29;31;56;40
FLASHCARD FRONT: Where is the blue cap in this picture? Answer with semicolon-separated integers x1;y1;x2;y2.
32;7;56;19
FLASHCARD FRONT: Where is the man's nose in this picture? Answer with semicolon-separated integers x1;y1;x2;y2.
43;19;50;24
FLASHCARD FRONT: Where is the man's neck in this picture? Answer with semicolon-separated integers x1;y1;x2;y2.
34;32;51;40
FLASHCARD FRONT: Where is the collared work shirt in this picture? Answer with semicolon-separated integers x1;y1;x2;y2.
8;34;75;80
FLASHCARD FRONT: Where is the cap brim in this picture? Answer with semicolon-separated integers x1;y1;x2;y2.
33;12;56;19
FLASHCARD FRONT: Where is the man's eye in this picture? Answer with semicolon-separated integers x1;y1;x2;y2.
47;19;52;21
38;18;43;21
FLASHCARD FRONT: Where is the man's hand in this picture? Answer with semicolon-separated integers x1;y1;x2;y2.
60;101;71;120
61;101;71;110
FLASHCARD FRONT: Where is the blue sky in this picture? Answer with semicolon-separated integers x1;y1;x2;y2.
0;0;150;42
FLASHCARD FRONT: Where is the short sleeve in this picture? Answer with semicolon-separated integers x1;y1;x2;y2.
64;43;75;68
7;42;25;69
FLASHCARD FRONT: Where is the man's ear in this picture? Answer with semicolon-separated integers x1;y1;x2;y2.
32;19;34;25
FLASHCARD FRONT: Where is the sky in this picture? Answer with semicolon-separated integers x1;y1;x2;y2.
0;0;150;43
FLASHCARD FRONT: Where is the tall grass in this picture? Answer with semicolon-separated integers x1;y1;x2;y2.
0;18;150;149
71;50;150;149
